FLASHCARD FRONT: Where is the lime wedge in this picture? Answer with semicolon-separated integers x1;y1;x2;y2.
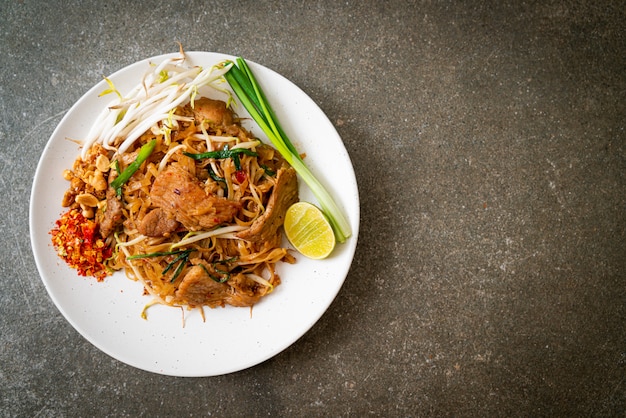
284;202;336;259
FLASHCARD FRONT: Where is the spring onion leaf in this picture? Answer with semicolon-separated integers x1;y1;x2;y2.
185;145;257;172
208;166;225;183
161;249;193;282
126;248;192;283
199;263;230;283
110;139;157;197
260;164;276;177
222;58;351;243
126;249;190;260
183;146;257;160
169;255;189;283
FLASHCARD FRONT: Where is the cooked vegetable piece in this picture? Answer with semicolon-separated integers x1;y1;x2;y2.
110;139;157;196
183;146;257;160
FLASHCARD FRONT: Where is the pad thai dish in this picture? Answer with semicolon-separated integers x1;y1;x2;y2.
51;55;300;314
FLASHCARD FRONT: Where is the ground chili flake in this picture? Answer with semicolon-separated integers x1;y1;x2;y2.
50;208;113;282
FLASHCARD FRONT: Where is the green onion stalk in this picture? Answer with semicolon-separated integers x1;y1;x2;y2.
110;138;157;197
222;58;351;243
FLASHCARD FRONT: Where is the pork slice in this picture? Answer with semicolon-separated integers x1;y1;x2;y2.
99;187;124;238
236;166;299;243
174;265;231;308
137;208;180;237
174;265;267;308
192;98;234;127
150;165;241;231
226;273;269;306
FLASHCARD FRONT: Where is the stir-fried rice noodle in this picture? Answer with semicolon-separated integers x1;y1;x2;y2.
57;96;298;314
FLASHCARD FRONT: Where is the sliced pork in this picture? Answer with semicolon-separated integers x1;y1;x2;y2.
191;97;234;127
137;208;180;237
99;187;124;237
150;164;241;231
236;166;299;243
174;264;231;308
174;262;268;308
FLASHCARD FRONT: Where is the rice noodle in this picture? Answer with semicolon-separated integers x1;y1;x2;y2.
59;84;297;315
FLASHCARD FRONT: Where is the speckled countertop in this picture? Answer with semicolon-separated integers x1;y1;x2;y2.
1;1;624;416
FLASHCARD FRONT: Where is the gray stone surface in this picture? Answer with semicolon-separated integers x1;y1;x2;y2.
1;0;624;416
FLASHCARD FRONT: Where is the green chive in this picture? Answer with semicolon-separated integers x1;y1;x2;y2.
183;147;257;160
222;58;351;243
110;139;157;197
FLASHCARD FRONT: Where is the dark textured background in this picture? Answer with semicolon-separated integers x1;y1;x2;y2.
1;1;624;416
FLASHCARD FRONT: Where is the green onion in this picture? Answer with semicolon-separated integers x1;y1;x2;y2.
126;249;190;260
207;166;225;183
169;255;189;283
126;248;192;283
110;139;157;197
199;257;238;283
199;263;230;283
183;146;257;160
184;145;257;176
260;164;276;177
161;249;193;283
222;58;351;243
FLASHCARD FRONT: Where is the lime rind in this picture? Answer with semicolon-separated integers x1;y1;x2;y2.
284;202;336;259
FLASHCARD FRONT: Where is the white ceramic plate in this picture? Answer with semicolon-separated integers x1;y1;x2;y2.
30;52;359;377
